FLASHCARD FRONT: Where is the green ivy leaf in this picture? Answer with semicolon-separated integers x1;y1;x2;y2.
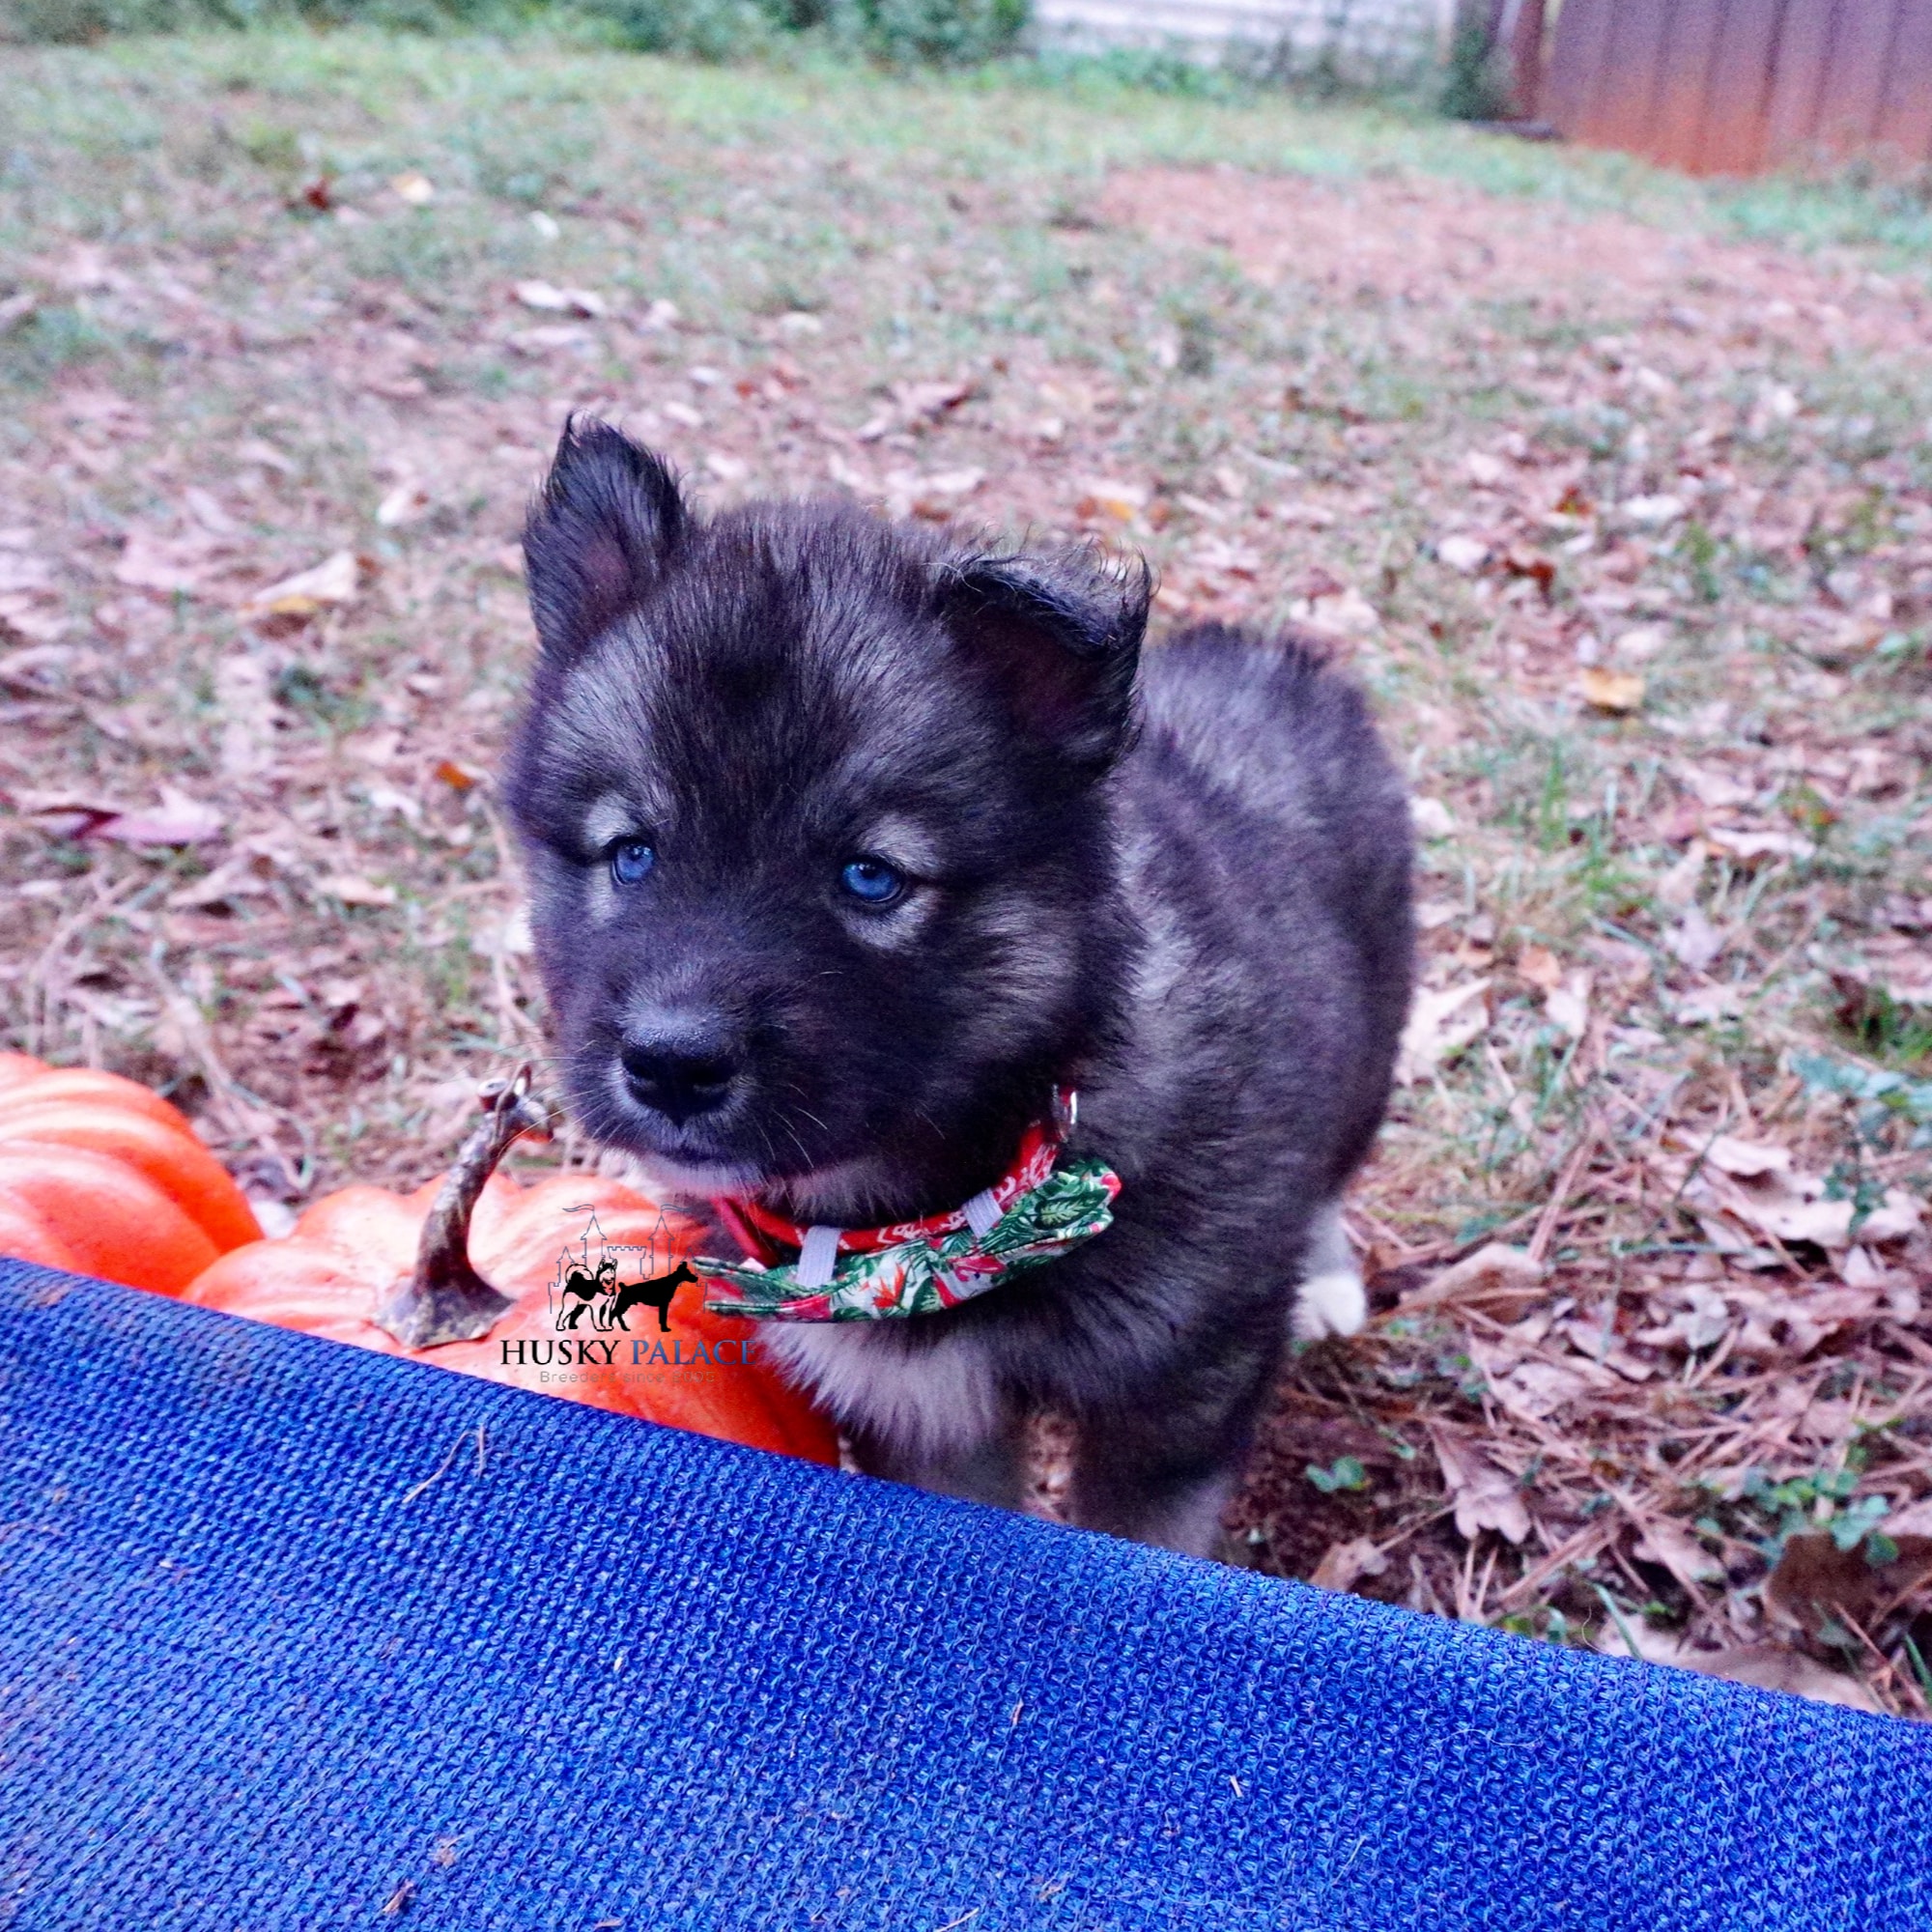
1305;1456;1370;1494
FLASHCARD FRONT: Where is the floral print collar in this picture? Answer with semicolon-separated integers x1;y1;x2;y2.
697;1091;1121;1322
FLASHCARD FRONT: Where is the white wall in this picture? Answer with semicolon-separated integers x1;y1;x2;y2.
1033;0;1455;77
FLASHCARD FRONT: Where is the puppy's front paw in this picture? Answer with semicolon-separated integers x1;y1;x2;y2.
1293;1267;1367;1342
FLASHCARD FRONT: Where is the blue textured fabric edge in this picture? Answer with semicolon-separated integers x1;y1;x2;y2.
0;1259;1926;1932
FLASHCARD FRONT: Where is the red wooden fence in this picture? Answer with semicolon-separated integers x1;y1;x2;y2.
1538;0;1932;177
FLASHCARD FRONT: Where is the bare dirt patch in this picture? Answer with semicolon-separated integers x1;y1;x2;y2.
1104;162;1932;362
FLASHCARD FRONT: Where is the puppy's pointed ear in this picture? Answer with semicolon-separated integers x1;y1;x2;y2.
524;419;689;659
938;548;1150;768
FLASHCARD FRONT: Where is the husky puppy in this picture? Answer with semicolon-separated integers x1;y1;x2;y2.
505;421;1413;1555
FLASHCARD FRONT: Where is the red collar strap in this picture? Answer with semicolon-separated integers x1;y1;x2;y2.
713;1093;1072;1271
698;1088;1121;1321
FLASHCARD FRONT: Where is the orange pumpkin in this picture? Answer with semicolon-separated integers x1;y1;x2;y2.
185;1073;838;1466
0;1052;263;1293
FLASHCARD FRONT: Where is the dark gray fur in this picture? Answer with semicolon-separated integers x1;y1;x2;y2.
505;420;1414;1554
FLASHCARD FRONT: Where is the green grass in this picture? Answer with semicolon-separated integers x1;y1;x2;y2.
0;27;1922;252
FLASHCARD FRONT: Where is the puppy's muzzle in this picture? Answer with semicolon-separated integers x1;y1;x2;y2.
619;1013;741;1125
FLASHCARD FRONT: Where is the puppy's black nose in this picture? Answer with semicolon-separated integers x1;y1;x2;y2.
619;1020;740;1124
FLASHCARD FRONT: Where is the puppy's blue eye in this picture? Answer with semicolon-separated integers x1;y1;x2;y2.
610;839;656;886
840;857;904;905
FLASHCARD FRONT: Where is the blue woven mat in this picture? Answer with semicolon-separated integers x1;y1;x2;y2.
1;1260;1926;1930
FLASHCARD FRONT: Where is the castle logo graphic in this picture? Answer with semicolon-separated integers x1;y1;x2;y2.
544;1206;695;1336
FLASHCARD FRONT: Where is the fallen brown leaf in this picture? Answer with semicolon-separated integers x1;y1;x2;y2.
376;482;431;527
1396;980;1491;1084
1684;1156;1921;1252
1075;479;1149;523
318;874;398;909
1687;1646;1884;1715
1286;584;1379;639
1598;1630;1885;1714
1577;667;1645;714
95;787;225;847
1435;534;1489;575
513;279;608;318
1545;969;1591;1041
238;550;360;621
1632;1517;1724;1591
114;529;224;596
1704;825;1815;865
1517;945;1564;994
1831;943;1932;1027
891;377;974;424
1427;1425;1531;1545
1308;1537;1390;1593
1764;1531;1932;1642
1401;1243;1545;1312
1665;905;1725;973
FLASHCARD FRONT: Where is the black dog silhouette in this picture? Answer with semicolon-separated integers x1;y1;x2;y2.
603;1261;697;1334
557;1255;617;1329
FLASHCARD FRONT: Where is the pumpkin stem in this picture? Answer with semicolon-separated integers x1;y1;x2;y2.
374;1066;552;1350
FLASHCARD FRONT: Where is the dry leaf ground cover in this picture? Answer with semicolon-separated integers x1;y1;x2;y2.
4;33;1931;1713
